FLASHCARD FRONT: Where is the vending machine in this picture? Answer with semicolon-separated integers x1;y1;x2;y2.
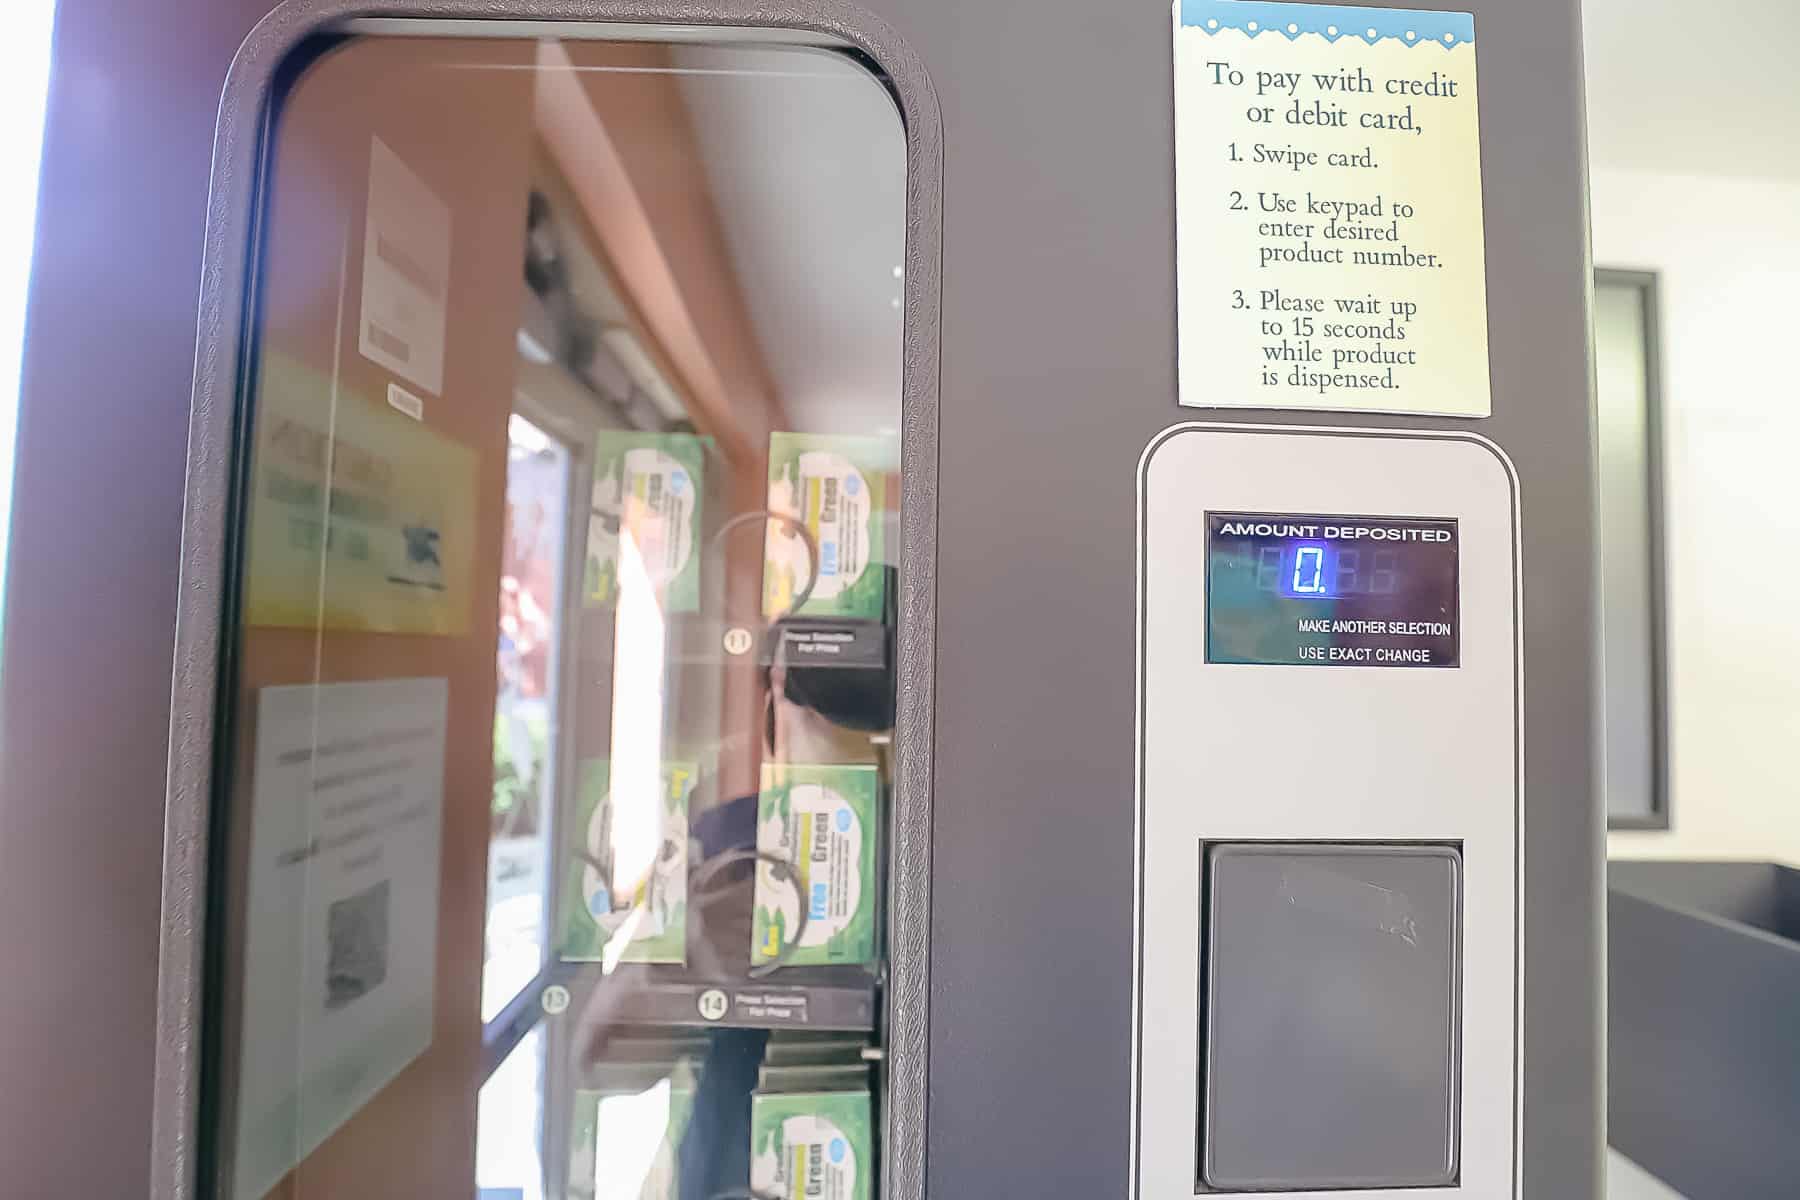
0;0;1602;1196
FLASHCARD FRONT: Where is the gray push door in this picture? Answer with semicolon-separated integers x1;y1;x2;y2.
0;1;1599;1197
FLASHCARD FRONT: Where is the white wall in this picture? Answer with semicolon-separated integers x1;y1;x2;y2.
1594;166;1800;865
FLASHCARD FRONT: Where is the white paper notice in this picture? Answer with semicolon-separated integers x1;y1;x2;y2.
232;677;449;1200
1174;1;1492;416
359;137;451;396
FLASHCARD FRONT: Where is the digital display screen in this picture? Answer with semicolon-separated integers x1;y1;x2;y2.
1206;512;1460;668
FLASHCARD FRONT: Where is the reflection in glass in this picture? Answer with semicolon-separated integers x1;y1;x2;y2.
209;30;904;1200
478;1025;546;1200
602;525;671;974
488;415;572;1022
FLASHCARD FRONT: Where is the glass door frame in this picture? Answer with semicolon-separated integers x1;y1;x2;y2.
483;390;590;1079
152;6;942;1200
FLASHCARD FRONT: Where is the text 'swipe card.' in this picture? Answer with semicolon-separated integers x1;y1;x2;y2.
1174;1;1491;416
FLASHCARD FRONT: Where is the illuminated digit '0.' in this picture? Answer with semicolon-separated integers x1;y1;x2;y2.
1293;545;1326;594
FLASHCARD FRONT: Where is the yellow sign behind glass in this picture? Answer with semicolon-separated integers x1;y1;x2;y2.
244;353;477;634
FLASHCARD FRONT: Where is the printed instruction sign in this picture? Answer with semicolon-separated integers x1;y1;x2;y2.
360;137;450;396
245;351;478;635
1174;1;1491;415
232;678;448;1200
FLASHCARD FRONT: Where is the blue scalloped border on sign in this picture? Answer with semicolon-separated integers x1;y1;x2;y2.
1180;0;1474;47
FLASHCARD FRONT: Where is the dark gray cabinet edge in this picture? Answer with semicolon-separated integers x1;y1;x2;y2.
151;4;943;1198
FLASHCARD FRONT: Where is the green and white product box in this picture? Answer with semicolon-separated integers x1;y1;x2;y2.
762;433;890;619
750;1089;872;1200
586;431;706;613
561;759;695;964
758;1065;871;1094
570;1071;696;1200
752;764;879;968
762;1039;868;1067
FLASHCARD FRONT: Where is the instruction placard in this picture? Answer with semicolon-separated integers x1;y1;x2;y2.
233;678;448;1200
360;137;450;397
1175;1;1491;416
245;352;478;635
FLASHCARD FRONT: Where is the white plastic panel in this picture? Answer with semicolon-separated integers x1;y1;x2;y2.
1133;424;1520;1199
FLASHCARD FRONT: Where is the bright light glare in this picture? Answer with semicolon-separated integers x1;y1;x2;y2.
600;903;646;976
595;1079;674;1200
604;526;667;972
507;411;551;456
0;0;57;667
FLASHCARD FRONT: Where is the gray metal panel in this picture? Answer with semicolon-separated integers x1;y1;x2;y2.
914;2;1600;1199
1608;881;1800;1199
0;1;276;1195
1609;859;1800;941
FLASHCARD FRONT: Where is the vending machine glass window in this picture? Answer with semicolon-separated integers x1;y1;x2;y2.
201;29;907;1200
